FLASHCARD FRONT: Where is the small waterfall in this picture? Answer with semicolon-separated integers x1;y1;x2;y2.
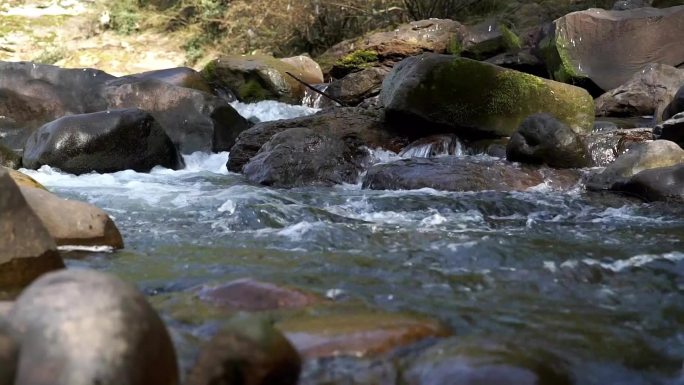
399;134;464;158
302;83;334;109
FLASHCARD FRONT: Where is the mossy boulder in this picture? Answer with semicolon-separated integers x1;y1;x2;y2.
380;53;594;138
539;6;684;93
201;54;305;104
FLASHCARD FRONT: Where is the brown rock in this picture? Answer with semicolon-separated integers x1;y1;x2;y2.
585;127;653;167
2;167;46;190
186;316;301;385
20;187;124;249
126;67;214;94
595;63;684;121
198;278;321;311
326;67;389;106
540;6;684;92
280;56;324;85
276;311;451;359
8;269;179;385
0;169;64;291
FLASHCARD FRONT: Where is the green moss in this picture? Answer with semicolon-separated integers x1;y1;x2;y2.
335;49;379;69
32;46;66;65
499;24;521;51
238;78;271;102
447;35;462;55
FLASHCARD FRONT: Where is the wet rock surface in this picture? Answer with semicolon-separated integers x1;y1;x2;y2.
614;163;684;202
198;278;321;311
585;127;653;167
654;112;684;147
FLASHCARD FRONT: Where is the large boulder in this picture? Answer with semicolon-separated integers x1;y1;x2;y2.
325;67;389;106
586;140;684;190
243;127;366;187
362;157;581;192
8;269;179;385
20;187;124;249
0;169;64;291
101;78;249;153
654;112;684;146
125;67;215;94
186;317;301;385
0;61;113;148
663;85;684;121
318;19;466;77
539;6;684;93
201;55;305;104
613;163;684;202
506;113;591;168
228;107;406;173
279;55;324;85
380;54;595;138
22;108;183;174
595;64;684;120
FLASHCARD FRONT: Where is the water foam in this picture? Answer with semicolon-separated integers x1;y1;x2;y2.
231;100;319;122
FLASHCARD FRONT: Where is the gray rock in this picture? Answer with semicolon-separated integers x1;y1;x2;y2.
362;157;580;192
585;128;653;167
326;67;389;106
22;108;184;174
613;0;653;10
654;112;684;146
0;169;64;292
243;127;366;187
586;140;684;190
614;163;684;202
506;113;591;168
8;269;179;385
663;86;684;121
595;63;684;121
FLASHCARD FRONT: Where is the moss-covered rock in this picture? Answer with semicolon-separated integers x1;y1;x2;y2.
380;53;594;138
330;50;380;78
201;54;305;104
539;6;684;93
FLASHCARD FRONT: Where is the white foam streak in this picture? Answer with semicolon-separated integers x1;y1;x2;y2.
230;100;319;122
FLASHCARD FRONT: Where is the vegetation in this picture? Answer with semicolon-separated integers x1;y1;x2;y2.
98;0;618;65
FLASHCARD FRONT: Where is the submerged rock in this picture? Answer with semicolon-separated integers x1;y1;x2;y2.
201;54;305;104
654;112;684;146
614;163;684;202
363;157;581;192
402;338;572;385
539;6;684;92
506;113;591;168
595;63;684;121
380;54;594;139
198;278;321;311
228;107;406;173
186;316;301;385
587;140;684;190
22;108;183;174
8;269;179;385
243;127;365;187
0;169;64;292
276;310;451;359
585;127;653;167
20;187;124;249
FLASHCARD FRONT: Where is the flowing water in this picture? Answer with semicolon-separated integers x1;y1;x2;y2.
21;101;684;384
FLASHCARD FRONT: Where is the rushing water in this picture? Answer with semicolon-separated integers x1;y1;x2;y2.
21;101;684;384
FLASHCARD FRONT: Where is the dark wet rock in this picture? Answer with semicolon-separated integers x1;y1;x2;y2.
198;278;321;311
20;187;124;249
0;320;17;385
326;67;389;106
317;19;466;76
539;6;684;93
460;21;520;61
362;157;581;192
22;108;183;174
380;54;594;139
276;311;451;359
186;316;301;385
593;120;620;132
595;64;684;121
0;61;113;148
402;338;572;385
102;77;249;153
8;269;179;385
663;85;684;120
243;127;366;187
0;143;20;169
613;0;653;10
299;356;398;385
0;169;64;292
655;112;684;147
587;140;684;190
613;163;684;202
467;138;509;158
585;127;653;167
200;54;305;104
228;107;407;173
485;50;547;78
399;134;463;158
126;67;214;94
506;113;591;168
